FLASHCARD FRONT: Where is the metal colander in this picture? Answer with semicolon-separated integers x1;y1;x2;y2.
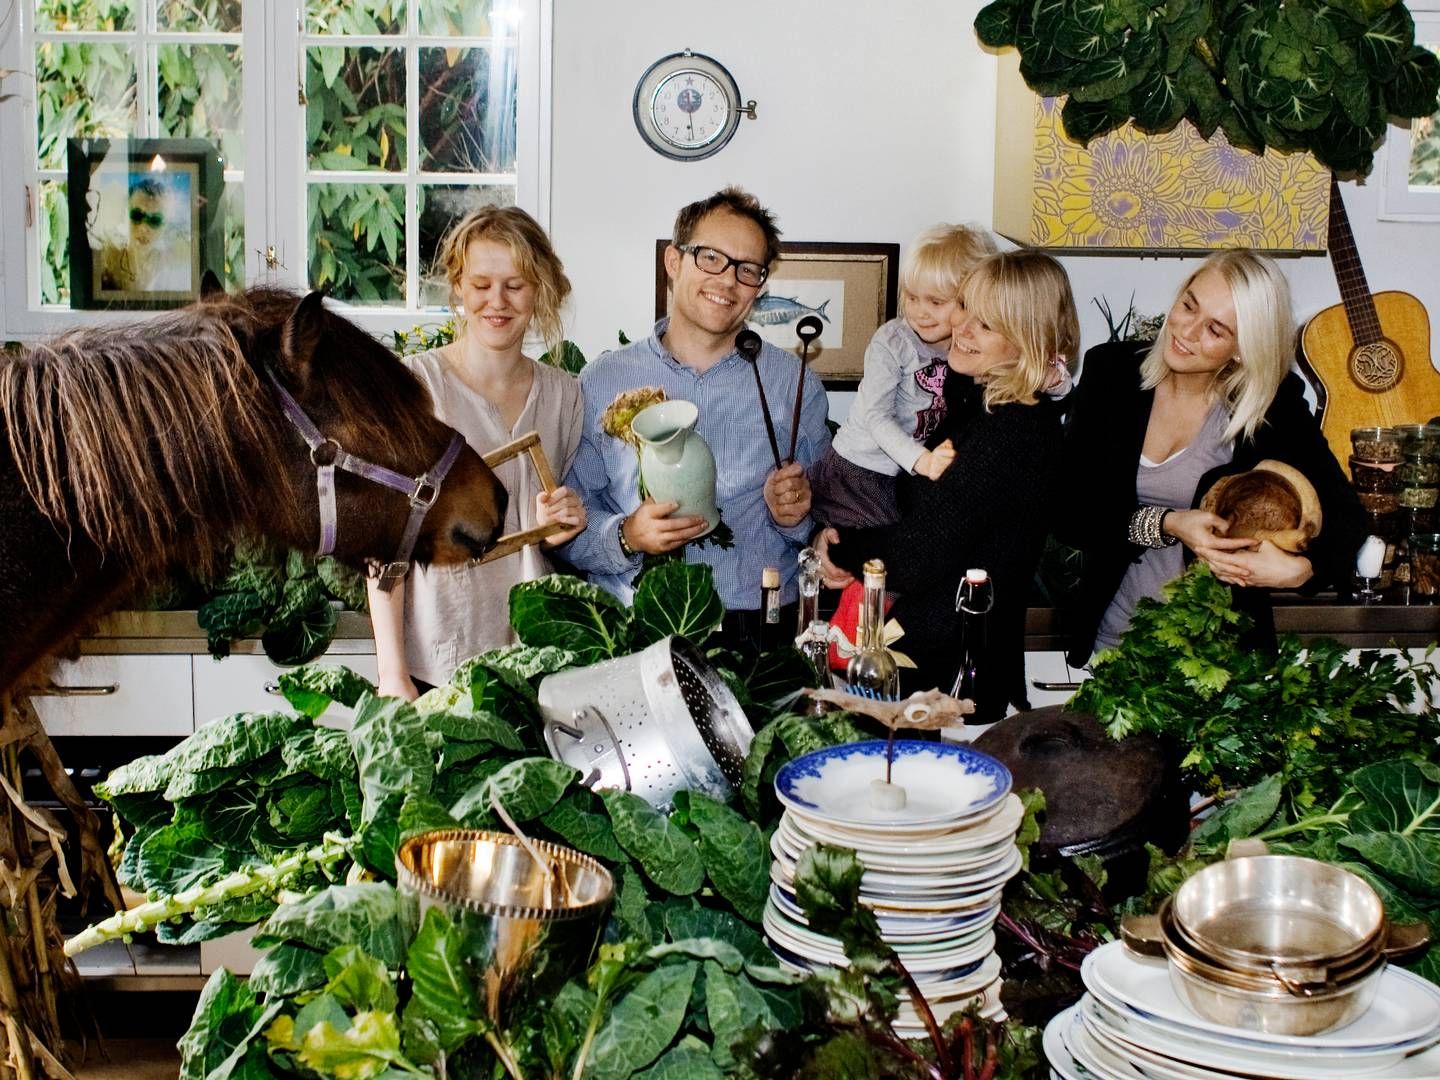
538;635;754;808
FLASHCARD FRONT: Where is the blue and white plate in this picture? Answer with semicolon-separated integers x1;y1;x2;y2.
1044;1005;1101;1080
774;740;1012;827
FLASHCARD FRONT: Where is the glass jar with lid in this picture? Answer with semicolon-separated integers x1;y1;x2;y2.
1352;426;1403;464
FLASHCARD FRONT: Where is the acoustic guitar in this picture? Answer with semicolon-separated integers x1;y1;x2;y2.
1300;176;1437;468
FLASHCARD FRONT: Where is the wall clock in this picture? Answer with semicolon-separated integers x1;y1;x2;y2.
633;50;756;162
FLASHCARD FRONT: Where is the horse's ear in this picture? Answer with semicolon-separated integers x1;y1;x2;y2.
198;270;225;300
280;291;328;392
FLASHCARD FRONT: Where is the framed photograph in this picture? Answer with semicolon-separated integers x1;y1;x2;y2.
655;240;900;387
67;137;224;309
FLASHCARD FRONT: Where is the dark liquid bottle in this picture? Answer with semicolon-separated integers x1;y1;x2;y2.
847;560;899;700
951;568;994;721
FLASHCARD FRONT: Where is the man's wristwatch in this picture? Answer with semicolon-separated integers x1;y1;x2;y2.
618;516;638;558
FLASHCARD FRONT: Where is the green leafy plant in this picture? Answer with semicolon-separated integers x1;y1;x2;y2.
81;564;1055;1077
508;566;726;665
1073;563;1439;809
196;538;368;666
975;0;1440;176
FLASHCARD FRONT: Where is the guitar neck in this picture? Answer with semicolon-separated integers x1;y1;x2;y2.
1329;175;1384;346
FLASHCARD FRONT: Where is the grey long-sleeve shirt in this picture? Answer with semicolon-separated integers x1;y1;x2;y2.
830;317;950;476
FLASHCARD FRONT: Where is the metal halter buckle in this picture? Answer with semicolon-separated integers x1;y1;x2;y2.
309;437;342;468
409;476;439;509
376;560;411;582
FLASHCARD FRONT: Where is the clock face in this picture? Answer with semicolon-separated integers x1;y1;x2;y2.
633;52;744;161
651;69;729;151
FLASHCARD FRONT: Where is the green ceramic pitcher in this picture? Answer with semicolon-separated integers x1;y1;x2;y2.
632;399;719;534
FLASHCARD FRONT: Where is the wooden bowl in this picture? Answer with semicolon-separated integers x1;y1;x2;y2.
1199;459;1322;553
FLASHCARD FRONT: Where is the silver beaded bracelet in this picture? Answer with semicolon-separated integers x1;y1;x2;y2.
1128;504;1179;549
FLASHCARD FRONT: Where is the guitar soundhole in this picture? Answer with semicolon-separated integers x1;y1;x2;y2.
1349;340;1403;392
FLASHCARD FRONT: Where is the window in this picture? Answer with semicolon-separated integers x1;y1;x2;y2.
1380;7;1440;221
0;0;550;337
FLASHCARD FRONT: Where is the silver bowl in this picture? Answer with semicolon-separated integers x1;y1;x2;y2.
395;829;614;1026
1171;855;1385;978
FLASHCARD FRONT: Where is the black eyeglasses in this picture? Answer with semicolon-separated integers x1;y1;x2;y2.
677;244;768;287
130;206;164;228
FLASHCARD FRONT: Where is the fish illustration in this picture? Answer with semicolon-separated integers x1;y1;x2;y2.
749;293;831;327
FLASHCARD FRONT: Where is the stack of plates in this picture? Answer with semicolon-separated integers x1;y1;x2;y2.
1044;940;1440;1079
766;740;1024;1038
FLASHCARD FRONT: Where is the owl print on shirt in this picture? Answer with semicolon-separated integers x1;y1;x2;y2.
912;358;948;441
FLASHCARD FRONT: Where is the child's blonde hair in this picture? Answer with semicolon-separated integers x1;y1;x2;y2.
899;224;997;316
960;249;1080;410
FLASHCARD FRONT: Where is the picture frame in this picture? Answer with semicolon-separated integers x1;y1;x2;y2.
67;137;224;310
655;239;900;387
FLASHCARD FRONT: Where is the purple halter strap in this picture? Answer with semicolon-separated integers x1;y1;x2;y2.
265;368;467;592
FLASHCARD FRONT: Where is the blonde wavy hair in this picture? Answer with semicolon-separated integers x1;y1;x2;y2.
960;250;1080;410
900;223;997;316
1139;249;1293;444
434;206;571;358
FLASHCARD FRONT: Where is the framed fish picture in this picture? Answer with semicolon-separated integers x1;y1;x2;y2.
655;240;899;387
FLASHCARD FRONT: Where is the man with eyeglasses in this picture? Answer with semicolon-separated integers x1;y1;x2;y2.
562;187;831;650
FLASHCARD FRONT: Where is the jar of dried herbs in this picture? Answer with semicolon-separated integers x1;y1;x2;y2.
1409;533;1440;600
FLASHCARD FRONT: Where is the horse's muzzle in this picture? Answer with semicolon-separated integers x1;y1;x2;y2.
452;483;508;557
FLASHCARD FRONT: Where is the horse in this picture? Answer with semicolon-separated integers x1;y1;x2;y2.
0;286;510;696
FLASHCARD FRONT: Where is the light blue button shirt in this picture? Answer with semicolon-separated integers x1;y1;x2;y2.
562;319;831;609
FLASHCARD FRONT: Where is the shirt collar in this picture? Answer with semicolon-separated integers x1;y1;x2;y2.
649;318;743;376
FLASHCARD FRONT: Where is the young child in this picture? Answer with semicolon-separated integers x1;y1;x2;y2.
809;224;997;529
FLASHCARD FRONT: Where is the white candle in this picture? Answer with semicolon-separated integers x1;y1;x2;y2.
1356;535;1386;579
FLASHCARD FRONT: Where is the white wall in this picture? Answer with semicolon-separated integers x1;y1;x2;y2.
550;0;1440;412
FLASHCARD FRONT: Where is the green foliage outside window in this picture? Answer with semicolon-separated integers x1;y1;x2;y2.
1411;46;1440;187
31;0;516;308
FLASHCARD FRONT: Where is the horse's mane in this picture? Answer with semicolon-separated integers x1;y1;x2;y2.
1;304;276;572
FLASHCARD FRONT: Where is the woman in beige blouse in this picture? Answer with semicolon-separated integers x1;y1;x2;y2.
368;207;587;698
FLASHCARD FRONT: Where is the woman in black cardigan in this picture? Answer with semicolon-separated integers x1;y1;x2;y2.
818;250;1078;720
1058;250;1363;667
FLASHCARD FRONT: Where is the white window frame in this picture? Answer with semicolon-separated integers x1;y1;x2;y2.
1379;5;1440;222
0;0;551;340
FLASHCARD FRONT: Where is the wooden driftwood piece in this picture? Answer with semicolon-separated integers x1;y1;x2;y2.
803;687;975;730
0;693;104;1077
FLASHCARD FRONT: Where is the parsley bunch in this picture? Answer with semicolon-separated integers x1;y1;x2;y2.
1072;564;1439;809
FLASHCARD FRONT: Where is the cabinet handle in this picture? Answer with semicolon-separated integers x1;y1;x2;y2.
38;683;119;697
1031;680;1083;692
264;681;282;695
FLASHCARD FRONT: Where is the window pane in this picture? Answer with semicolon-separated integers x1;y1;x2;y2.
156;0;241;33
305;0;403;35
38;180;70;305
417;0;511;37
417;183;514;306
308;182;405;305
306;47;406;172
35;41;137;169
158;45;243;167
1410;45;1440;189
35;0;134;32
418;45;516;173
219;181;244;291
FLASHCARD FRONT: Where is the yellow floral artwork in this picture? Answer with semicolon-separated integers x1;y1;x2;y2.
999;95;1330;253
